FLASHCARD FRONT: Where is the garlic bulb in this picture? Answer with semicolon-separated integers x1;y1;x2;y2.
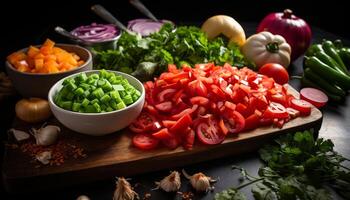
155;171;181;192
8;128;30;142
36;151;52;165
31;124;60;146
76;195;90;200
113;177;138;200
182;169;216;192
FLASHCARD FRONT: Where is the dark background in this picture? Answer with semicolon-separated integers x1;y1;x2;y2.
0;0;349;69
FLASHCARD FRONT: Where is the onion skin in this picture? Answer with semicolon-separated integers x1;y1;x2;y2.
15;98;52;123
257;9;312;61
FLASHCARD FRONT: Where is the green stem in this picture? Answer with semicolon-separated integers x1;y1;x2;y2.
236;178;265;190
266;42;280;53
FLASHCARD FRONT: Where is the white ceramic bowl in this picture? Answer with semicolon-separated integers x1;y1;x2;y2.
48;70;145;136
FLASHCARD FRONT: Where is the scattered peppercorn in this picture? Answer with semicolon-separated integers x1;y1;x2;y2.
20;140;86;166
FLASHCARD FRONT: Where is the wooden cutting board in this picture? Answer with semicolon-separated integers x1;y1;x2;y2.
2;85;323;193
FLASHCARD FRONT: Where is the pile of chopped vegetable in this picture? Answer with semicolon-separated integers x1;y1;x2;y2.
54;70;141;113
7;39;85;73
129;63;312;151
93;23;251;81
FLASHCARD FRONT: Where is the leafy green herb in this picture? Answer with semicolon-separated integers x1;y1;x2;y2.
93;23;251;80
215;130;350;200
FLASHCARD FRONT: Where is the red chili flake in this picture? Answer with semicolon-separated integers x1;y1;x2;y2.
20;140;86;166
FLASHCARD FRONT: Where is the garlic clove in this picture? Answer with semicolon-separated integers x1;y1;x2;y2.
32;124;61;146
182;169;216;192
36;151;52;165
8;128;30;142
114;177;138;200
155;171;181;192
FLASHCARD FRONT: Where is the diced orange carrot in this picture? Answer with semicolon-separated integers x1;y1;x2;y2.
34;53;45;60
44;54;57;62
34;59;44;70
71;53;80;61
52;47;64;54
26;57;35;69
77;60;85;66
42;39;55;49
27;46;40;58
40;46;53;55
8;39;83;74
7;52;27;65
16;61;30;72
67;56;78;66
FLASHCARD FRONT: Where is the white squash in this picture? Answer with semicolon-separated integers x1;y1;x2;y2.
242;31;291;68
201;15;246;46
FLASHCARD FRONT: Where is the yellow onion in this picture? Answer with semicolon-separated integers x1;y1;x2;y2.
15;98;52;123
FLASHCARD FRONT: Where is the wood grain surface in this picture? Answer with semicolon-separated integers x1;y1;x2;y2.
2;85;323;193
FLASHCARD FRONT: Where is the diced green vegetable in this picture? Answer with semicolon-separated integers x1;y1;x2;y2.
116;101;126;109
123;94;133;105
100;94;111;104
54;71;141;113
74;88;84;96
72;102;81;112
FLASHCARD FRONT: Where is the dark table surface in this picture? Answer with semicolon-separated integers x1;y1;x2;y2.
2;22;350;200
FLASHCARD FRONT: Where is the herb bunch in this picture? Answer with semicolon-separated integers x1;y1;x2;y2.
215;130;350;200
93;23;251;81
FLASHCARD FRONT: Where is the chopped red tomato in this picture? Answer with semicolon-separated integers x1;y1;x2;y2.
170;114;192;133
196;117;225;145
190;96;210;106
290;99;312;116
133;133;159;150
130;63;303;151
183;128;195;150
152;128;173;140
155;101;173;112
263;102;289;119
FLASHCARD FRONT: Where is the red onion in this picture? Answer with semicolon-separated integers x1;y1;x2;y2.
127;18;171;36
257;9;312;61
71;23;120;42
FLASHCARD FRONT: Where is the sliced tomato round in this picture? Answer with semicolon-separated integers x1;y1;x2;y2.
290;99;312;116
131;112;158;132
286;107;300;118
133;133;159;150
300;87;328;108
222;111;245;134
263;102;289;119
196;118;225;145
